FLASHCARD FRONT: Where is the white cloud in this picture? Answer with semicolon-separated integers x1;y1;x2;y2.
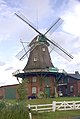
22;0;53;21
0;56;27;86
61;0;80;36
0;61;5;66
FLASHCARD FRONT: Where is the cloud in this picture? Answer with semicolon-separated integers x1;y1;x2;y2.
0;61;5;66
0;56;26;86
5;66;13;71
60;0;80;36
3;0;21;8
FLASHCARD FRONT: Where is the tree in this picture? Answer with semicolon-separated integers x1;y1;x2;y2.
17;79;27;101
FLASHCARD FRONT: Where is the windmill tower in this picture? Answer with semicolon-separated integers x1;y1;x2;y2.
24;35;53;71
13;12;73;98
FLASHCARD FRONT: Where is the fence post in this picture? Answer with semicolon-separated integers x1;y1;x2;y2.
28;104;32;119
64;101;66;111
73;101;75;110
52;101;56;112
36;105;38;112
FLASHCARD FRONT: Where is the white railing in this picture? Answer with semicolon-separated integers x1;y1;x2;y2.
28;101;80;113
55;101;80;111
28;103;52;112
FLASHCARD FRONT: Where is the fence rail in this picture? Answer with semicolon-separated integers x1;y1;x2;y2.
28;101;80;113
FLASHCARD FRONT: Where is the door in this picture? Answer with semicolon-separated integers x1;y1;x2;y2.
45;87;50;97
5;87;16;99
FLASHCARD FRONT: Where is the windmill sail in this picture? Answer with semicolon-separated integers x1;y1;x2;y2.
44;18;63;35
16;40;40;60
15;11;74;61
49;39;73;61
47;37;73;59
16;45;29;60
15;12;41;35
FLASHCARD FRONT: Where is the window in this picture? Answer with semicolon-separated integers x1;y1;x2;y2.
44;78;50;86
34;57;37;62
68;78;70;83
42;47;46;52
32;87;36;94
32;77;37;82
70;85;74;93
63;79;67;83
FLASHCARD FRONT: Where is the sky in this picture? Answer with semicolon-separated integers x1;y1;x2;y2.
0;0;80;86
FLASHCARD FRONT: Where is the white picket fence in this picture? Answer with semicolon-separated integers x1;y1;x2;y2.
28;101;80;112
28;101;80;119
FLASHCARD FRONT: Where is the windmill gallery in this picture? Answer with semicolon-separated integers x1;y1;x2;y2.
0;12;80;99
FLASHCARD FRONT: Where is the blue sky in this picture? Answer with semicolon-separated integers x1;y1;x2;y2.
0;0;80;86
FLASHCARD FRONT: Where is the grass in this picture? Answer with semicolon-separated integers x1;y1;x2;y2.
25;97;80;105
1;97;80;119
3;97;80;105
33;110;80;119
25;97;80;119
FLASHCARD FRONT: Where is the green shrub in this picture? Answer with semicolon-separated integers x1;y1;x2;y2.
0;101;29;119
0;101;6;110
17;80;27;101
37;91;47;98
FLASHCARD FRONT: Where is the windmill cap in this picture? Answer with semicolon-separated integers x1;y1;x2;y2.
29;35;50;47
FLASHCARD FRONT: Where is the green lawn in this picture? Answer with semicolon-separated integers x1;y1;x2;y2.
2;97;80;119
26;97;80;119
33;110;80;119
3;97;80;105
25;97;80;105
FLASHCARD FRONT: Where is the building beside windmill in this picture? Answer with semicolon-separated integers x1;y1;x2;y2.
13;35;65;98
58;71;80;97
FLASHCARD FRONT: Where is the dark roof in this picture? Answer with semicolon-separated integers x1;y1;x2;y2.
68;72;80;80
0;84;19;88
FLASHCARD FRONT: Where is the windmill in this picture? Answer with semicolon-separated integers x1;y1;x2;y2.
14;12;74;98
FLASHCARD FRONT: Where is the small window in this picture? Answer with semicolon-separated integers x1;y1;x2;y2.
44;78;50;86
32;77;37;82
34;57;37;62
68;78;69;83
70;85;74;93
32;87;36;94
42;47;46;52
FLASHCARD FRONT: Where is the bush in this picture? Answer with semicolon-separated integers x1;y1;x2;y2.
0;101;29;119
17;80;27;101
37;91;47;98
0;101;6;110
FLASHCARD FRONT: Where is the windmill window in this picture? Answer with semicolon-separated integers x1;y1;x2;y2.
32;77;37;82
42;47;46;52
34;57;37;62
32;87;36;94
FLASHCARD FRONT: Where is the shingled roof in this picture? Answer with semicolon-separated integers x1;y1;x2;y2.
68;71;80;80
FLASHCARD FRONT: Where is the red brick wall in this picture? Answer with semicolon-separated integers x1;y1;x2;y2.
0;76;55;99
58;77;80;96
26;75;55;97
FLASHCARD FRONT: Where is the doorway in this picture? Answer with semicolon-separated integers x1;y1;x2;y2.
45;87;50;97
